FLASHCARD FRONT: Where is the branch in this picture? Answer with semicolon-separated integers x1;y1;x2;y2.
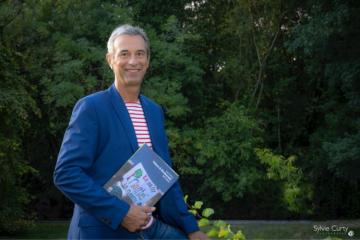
252;9;287;109
263;10;287;65
248;1;262;68
249;0;262;105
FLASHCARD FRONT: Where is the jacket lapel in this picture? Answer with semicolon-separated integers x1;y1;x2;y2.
108;84;138;152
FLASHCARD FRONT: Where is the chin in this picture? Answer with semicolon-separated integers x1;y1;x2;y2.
125;79;143;86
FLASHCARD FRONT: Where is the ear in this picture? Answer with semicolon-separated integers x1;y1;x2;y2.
106;53;113;69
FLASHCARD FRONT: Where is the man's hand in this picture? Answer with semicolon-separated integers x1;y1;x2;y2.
121;205;155;232
189;230;209;240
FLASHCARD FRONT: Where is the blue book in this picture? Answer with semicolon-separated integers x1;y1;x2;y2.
104;144;179;206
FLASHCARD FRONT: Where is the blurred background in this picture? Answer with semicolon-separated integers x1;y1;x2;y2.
0;0;359;235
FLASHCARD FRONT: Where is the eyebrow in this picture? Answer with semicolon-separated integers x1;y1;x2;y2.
118;49;146;54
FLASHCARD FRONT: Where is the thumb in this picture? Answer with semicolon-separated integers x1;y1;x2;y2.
143;205;156;213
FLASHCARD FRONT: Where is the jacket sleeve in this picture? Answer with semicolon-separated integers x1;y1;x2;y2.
162;182;201;234
158;107;200;234
53;98;129;230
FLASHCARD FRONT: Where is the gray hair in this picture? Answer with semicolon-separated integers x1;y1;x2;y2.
107;24;150;57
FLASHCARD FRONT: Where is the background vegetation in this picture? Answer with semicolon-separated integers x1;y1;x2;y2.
1;0;359;233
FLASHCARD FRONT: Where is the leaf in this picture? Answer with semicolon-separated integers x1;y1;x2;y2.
233;230;246;240
218;226;230;238
198;218;210;227
193;201;203;209
227;224;233;234
206;229;218;238
202;208;215;218
184;195;188;204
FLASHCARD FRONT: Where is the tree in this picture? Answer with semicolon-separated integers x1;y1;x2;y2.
0;21;38;232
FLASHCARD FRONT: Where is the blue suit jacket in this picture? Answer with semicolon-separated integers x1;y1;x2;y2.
54;84;199;239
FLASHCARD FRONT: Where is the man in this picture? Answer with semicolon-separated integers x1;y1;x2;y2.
54;24;208;240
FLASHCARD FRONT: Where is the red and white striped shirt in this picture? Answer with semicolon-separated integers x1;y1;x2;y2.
125;101;154;229
125;101;152;148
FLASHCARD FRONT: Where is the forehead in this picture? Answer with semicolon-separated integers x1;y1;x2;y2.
113;34;147;52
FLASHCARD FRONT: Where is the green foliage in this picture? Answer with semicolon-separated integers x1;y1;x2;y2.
185;195;246;240
202;208;215;218
172;103;264;203
143;15;203;120
256;148;313;214
323;130;360;180
256;148;299;180
281;0;360;218
0;0;132;231
0;138;37;233
0;43;38;233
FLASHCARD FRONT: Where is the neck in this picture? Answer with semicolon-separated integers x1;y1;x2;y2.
115;81;140;102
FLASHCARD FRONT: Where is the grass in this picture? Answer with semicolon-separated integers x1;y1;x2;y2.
0;220;359;239
0;222;68;239
229;220;360;240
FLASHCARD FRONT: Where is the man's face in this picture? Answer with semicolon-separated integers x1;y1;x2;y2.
107;34;149;88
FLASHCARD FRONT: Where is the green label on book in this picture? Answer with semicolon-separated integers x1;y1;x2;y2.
135;168;142;178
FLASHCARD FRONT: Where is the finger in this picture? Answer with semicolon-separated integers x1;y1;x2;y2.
143;205;156;213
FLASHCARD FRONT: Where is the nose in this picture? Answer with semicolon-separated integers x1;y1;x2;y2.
128;55;138;65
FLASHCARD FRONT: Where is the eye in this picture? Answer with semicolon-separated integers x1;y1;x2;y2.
136;51;146;57
119;51;129;58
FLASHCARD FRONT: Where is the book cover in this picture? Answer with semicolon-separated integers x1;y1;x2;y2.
104;144;179;206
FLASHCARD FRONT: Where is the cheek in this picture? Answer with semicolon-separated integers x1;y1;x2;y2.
113;63;123;71
143;60;150;69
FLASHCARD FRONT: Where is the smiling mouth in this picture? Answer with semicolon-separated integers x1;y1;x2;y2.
126;69;141;72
